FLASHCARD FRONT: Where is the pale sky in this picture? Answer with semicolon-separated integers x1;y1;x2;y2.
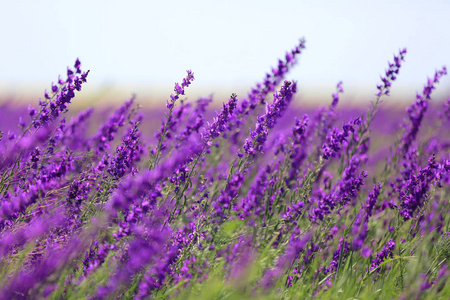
1;0;449;103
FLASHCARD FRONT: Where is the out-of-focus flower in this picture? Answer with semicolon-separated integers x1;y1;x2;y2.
370;240;395;272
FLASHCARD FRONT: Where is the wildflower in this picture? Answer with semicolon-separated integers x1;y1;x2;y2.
107;121;142;180
363;182;381;218
370;240;395;272
325;237;350;275
91;97;134;153
376;48;406;97
96;219;171;299
399;66;447;155
322;117;359;160
30;59;89;131
175;97;212;147
150;70;195;170
202;93;238;146
262;232;312;289
244;80;296;155
239;39;305;112
399;154;441;220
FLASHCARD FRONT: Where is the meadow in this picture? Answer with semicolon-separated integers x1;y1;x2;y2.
0;39;449;299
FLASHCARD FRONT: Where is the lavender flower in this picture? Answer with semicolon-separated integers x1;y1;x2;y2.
322;117;360;160
376;48;406;97
106;144;199;217
443;97;450;120
239;164;271;219
399;154;441;220
0;186;40;231
29;59;89;131
243;80;296;156
155;99;190;146
351;213;368;251
313;81;344;147
107;121;142;180
91;97;135;153
150;70;195;170
0;223;98;299
399;67;447;155
363;182;381;218
370;240;396;272
315;156;367;216
325;236;350;275
202;93;238;146
60;107;93;149
96;217;171;299
286;114;309;185
238;39;305;112
262;232;312;289
175;97;212;147
0;209;65;258
136;244;180;299
211;171;244;223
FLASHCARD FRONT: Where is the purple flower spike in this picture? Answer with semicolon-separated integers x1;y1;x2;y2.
399;154;441;220
399;66;447;155
370;240;396;272
91;96;134;154
322;117;359;160
29;59;89;132
364;183;381;218
202;93;238;146
376;48;406;97
244;80;297;156
150;70;195;170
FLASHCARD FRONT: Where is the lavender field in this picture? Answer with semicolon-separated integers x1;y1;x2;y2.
0;40;449;299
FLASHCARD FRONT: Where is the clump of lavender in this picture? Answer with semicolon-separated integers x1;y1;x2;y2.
0;41;450;300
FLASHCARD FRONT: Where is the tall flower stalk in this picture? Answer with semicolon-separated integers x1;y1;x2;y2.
149;70;195;170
